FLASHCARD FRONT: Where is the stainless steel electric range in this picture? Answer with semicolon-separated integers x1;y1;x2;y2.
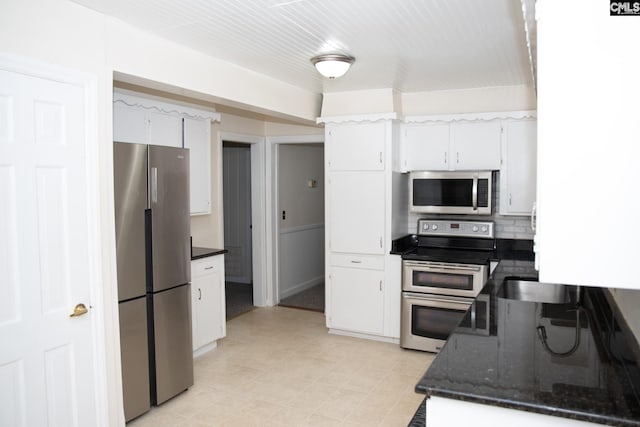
397;219;495;353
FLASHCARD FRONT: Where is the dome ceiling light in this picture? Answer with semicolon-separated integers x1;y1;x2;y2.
310;53;355;79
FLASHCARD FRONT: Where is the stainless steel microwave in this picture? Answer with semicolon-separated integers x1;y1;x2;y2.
409;171;493;215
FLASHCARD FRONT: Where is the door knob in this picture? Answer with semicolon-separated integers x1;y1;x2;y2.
70;303;88;317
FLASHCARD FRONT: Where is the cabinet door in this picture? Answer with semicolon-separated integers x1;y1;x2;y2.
113;105;147;144
191;257;226;352
499;120;537;215
450;121;501;170
184;118;211;215
147;112;182;148
329;266;384;335
329;172;385;254
403;123;449;171
190;275;202;351
327;122;386;171
536;2;640;289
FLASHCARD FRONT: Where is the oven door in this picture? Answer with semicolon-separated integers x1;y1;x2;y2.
401;292;472;353
403;261;487;298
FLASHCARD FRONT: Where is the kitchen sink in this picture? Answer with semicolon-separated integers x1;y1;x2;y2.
498;278;578;304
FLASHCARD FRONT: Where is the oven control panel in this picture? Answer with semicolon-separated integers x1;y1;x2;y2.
417;219;494;238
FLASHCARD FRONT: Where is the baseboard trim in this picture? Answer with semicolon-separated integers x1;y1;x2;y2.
193;340;218;358
328;328;400;344
279;275;324;300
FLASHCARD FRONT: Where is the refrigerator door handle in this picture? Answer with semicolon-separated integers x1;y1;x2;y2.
151;167;158;204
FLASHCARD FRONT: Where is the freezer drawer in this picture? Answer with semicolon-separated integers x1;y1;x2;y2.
118;297;150;422
151;284;194;405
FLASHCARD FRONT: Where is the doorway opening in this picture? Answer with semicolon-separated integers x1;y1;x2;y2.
222;141;254;319
274;142;325;313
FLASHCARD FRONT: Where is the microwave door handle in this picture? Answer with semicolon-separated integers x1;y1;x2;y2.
472;175;478;211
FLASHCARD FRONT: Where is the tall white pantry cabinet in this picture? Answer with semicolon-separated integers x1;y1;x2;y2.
322;115;406;341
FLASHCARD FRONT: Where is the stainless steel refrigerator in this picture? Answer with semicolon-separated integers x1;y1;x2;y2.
114;142;194;422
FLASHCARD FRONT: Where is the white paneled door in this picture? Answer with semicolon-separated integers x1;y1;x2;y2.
0;60;103;426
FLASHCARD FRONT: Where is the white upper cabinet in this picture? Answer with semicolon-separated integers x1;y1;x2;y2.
403;123;450;170
499;119;537;216
147;112;182;148
113;104;146;144
450;121;501;170
113;104;182;148
113;92;220;216
535;1;640;289
327;122;386;171
401;119;501;172
183;118;211;215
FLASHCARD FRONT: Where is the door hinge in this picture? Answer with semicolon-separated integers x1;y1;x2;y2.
379;280;382;291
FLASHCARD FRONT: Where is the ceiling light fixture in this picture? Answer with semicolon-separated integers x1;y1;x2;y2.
310;53;355;79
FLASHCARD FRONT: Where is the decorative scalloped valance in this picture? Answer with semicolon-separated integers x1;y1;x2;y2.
316;112;398;125
113;91;221;123
403;110;536;124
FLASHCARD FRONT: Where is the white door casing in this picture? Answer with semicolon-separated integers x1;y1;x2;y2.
0;57;106;426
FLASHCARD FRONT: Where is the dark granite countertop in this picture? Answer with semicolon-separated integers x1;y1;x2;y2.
191;246;227;260
415;260;640;426
390;234;535;262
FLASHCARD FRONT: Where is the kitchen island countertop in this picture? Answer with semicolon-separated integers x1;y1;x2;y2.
415;260;640;426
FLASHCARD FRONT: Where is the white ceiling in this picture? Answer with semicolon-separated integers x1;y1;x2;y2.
72;0;535;95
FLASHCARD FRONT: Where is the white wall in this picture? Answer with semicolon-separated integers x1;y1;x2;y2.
402;84;537;115
321;88;401;116
320;85;536;117
278;144;325;299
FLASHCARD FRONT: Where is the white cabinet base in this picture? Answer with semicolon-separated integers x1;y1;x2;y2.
191;255;226;356
193;340;217;359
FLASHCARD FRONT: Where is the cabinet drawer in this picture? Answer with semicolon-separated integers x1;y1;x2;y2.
191;256;222;278
330;253;384;270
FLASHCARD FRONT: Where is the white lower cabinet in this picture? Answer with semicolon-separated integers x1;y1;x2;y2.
329;264;384;336
191;255;226;356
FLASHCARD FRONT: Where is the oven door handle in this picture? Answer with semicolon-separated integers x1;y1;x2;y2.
403;292;473;305
404;263;483;273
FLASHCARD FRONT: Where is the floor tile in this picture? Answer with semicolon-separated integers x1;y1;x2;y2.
128;306;432;426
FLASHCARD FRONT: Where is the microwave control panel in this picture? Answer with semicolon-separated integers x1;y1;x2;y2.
417;219;494;238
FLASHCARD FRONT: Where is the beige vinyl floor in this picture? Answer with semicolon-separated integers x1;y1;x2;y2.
129;306;434;427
